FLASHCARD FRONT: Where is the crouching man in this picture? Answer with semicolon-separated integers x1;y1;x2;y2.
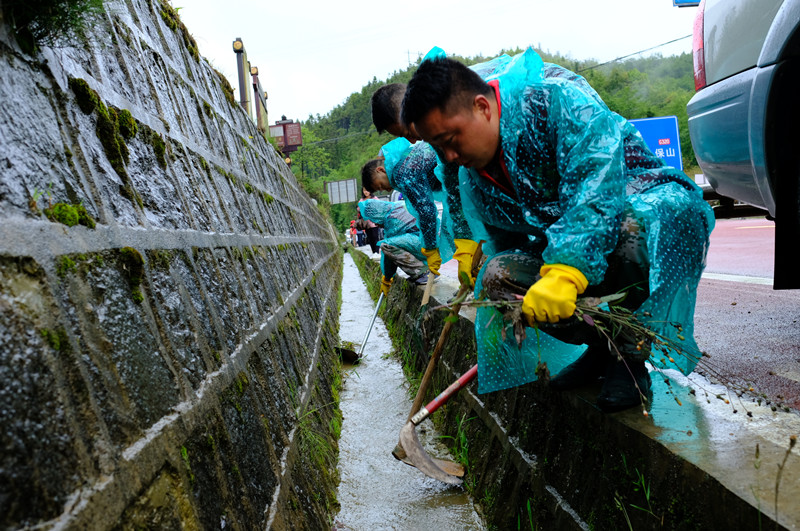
401;49;714;412
359;199;429;297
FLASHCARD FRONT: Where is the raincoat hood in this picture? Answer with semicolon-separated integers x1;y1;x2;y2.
379;137;413;181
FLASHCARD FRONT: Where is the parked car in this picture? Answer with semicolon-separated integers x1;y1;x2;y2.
686;0;800;289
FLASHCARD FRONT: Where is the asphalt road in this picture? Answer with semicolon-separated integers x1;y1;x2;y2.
696;216;800;410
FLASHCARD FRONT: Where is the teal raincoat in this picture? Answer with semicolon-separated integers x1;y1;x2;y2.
463;48;715;393
358;199;426;277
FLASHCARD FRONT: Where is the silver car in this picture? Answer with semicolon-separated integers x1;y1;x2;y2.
686;0;800;289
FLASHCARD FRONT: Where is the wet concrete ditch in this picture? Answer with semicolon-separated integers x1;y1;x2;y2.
347;246;800;530
335;252;483;529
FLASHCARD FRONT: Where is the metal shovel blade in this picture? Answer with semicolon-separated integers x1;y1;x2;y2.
392;443;465;478
398;421;463;485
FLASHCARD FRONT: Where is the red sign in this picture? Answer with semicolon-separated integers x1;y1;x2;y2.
268;122;302;152
285;122;302;146
658;138;671;145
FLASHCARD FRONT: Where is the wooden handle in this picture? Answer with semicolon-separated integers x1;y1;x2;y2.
421;273;435;307
406;242;484;421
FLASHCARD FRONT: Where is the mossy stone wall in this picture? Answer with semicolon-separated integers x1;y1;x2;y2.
0;1;341;529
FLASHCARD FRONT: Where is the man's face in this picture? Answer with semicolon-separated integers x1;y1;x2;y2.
414;96;499;170
370;167;392;192
385;122;421;143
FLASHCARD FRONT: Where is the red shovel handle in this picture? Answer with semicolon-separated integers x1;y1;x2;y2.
410;365;477;426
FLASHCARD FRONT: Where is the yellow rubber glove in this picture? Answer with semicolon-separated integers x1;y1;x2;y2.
380;275;393;297
420;247;442;276
453;239;480;287
522;264;589;324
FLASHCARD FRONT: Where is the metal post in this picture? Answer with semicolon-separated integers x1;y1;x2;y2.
251;65;269;134
232;38;253;118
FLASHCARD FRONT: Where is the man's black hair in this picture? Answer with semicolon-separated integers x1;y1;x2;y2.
371;83;406;133
402;58;491;126
360;158;383;192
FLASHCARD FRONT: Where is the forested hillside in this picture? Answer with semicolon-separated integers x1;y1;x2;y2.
286;48;698;231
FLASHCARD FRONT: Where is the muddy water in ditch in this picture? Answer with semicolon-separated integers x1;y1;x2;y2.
335;254;484;530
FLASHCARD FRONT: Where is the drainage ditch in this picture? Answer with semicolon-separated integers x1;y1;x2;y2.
334;253;484;530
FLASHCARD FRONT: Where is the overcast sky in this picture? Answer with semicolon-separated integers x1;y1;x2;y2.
177;0;698;123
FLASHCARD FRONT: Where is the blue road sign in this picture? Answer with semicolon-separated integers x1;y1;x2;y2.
629;115;683;171
673;0;700;6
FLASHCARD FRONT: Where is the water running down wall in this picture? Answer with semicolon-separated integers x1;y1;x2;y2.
0;1;341;528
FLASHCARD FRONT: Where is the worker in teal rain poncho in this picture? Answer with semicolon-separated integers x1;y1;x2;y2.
361;140;470;285
359;199;428;297
366;47;513;288
401;48;714;412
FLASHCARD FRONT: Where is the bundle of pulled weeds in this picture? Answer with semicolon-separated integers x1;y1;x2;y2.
430;291;788;418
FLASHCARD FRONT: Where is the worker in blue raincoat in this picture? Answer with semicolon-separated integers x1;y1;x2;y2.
402;48;714;412
359;199;428;297
366;48;513;288
361;141;468;285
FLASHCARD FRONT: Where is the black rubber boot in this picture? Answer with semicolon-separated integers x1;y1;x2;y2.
596;359;652;413
549;343;612;391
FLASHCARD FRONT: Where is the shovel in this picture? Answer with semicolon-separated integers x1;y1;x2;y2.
357;292;384;358
392;243;483;475
398;365;478;485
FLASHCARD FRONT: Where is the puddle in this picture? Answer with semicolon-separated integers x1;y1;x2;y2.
335;254;484;530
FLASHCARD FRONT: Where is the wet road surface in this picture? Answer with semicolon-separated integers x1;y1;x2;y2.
696;216;800;410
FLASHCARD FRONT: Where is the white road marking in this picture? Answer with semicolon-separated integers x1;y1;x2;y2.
701;272;773;285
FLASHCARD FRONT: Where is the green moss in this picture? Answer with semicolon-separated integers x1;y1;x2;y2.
149;249;173;271
152;133;167;169
261;191;274;204
40;327;69;351
44;202;96;229
244;182;253;194
94;100;129;178
199;156;208;172
131;287;144;304
117;109;137;140
159;0;199;62
45;202;78;226
202;100;213;117
159;2;179;30
56;256;76;277
119;247;144;288
68;80;136;204
180;445;195;485
213;67;236;106
69;77;99;114
235;372;248;395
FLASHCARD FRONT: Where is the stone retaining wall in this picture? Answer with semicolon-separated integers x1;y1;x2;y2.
0;1;341;529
